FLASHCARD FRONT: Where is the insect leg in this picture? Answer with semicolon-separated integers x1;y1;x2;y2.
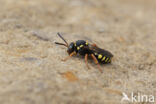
85;54;90;69
62;51;76;61
91;54;103;73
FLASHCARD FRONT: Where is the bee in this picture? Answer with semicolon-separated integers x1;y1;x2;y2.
55;33;113;73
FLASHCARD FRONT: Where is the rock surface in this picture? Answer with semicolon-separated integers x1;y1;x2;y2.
0;0;156;104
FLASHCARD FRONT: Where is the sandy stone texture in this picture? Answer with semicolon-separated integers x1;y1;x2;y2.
0;0;156;104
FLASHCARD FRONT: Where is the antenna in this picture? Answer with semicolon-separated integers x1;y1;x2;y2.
55;42;68;47
55;32;69;47
57;33;69;47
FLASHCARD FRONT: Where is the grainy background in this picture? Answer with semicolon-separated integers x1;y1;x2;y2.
0;0;156;104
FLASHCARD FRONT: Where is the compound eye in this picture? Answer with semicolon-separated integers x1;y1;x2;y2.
69;43;74;49
69;45;73;49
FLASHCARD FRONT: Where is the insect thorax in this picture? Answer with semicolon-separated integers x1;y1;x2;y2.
74;40;91;55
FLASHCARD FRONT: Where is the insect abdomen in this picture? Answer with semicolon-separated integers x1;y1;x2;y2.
94;53;112;64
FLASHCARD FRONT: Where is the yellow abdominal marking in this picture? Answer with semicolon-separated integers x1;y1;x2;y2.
80;45;83;48
94;53;98;55
77;47;80;50
85;42;88;45
105;58;109;62
98;54;102;59
108;59;111;62
102;56;106;61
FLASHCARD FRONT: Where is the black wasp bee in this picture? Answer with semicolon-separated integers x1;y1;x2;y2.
55;33;113;73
